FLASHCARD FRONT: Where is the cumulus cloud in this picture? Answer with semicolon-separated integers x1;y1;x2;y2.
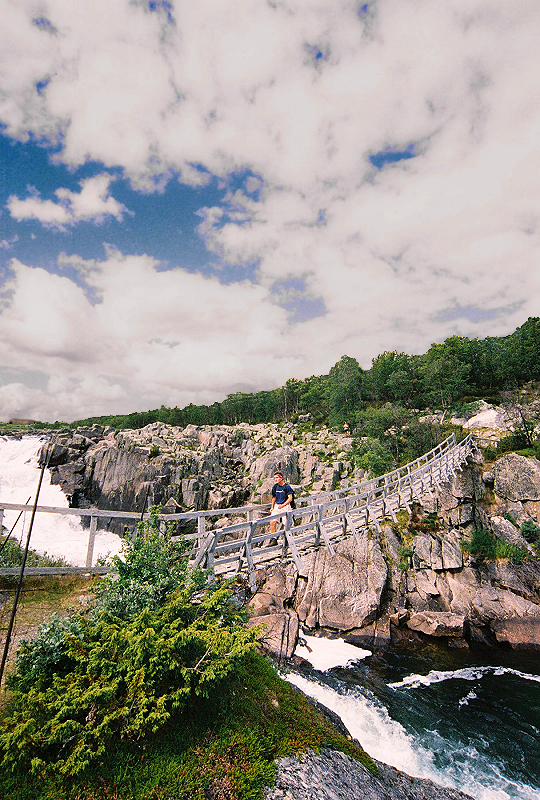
1;1;540;418
7;174;126;226
0;251;298;421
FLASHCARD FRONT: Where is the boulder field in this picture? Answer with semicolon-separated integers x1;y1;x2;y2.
38;423;540;653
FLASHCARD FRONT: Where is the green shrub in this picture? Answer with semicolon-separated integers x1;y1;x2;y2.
9;614;83;694
463;528;527;564
0;507;258;779
92;506;196;620
397;544;413;571
148;443;160;459
352;436;393;477
521;519;540;544
0;535;69;569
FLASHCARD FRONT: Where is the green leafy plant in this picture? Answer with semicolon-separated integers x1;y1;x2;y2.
397;544;413;571
520;518;540;544
92;505;194;620
462;528;527;564
504;512;519;528
0;507;258;779
148;443;160;459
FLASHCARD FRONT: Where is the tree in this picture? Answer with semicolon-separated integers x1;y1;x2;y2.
327;355;363;426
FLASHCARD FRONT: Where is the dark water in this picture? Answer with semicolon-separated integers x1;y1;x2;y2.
288;644;540;799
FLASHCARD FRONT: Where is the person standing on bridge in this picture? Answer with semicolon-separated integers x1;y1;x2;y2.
269;471;293;533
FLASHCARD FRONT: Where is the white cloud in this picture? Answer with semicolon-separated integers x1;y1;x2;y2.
0;252;298;421
7;174;126;226
1;1;540;418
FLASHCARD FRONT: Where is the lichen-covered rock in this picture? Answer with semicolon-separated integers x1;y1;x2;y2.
265;748;472;800
490;515;532;552
250;611;299;659
493;453;540;501
296;533;387;631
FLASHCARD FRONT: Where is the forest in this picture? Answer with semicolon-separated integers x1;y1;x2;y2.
67;317;540;432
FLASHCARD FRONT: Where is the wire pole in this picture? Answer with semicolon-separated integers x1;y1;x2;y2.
0;446;50;686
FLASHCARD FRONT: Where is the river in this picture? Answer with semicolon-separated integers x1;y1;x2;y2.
291;632;540;799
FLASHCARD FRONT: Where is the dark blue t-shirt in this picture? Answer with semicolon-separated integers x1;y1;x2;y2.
272;482;293;505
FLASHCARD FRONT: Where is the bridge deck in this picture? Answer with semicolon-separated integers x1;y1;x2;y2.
0;433;476;584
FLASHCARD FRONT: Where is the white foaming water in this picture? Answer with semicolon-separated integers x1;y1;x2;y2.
0;436;122;566
287;635;540;800
295;631;371;671
389;666;540;690
287;672;538;800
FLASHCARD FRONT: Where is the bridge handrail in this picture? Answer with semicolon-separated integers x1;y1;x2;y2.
0;433;475;572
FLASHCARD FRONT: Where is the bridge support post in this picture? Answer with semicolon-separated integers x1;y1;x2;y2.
85;516;97;569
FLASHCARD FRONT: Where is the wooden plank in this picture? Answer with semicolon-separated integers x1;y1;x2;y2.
245;523;256;591
318;522;336;555
85;516;97;569
192;532;215;569
284;515;307;576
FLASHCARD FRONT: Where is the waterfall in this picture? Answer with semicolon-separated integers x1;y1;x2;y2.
0;436;122;566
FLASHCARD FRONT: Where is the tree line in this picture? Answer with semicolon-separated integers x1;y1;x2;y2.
69;317;540;431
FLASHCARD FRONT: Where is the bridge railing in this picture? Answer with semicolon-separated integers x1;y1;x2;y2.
0;433;475;578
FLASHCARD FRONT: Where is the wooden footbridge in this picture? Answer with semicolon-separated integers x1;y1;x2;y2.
0;433;476;588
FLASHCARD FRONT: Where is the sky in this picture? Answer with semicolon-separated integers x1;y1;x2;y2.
0;0;539;423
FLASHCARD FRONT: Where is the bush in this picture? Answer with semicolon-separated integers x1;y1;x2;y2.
9;614;83;694
352;436;393;477
93;505;197;620
0;507;258;778
521;518;540;544
463;528;527;564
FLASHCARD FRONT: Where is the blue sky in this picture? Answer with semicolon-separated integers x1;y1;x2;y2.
0;0;538;422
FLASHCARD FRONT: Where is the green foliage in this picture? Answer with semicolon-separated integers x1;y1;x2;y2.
504;512;519;528
0;653;377;800
462;528;527;564
0;507;257;780
8;614;83;694
397;544;413;571
327;355;363;427
521;518;540;544
0;535;69;568
148;443;160;459
351;436;394;477
92;506;195;621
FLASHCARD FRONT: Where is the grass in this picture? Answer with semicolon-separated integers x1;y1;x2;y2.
0;652;377;800
461;528;528;564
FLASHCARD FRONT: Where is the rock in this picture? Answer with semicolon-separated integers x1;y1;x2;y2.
441;531;463;570
489;516;531;551
296;533;387;631
493;453;540;501
414;569;440;598
250;611;299;659
265;748;472;800
491;617;540;649
407;612;465;638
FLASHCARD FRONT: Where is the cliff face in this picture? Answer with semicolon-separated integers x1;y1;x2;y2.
40;423;540;651
40;421;360;522
251;451;540;655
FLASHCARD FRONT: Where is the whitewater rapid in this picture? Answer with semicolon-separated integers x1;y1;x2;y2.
0;436;122;566
291;635;540;800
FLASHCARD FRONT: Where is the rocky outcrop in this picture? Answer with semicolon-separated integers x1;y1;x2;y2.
250;455;540;653
39;423;360;525
265;748;471;800
493;452;540;501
